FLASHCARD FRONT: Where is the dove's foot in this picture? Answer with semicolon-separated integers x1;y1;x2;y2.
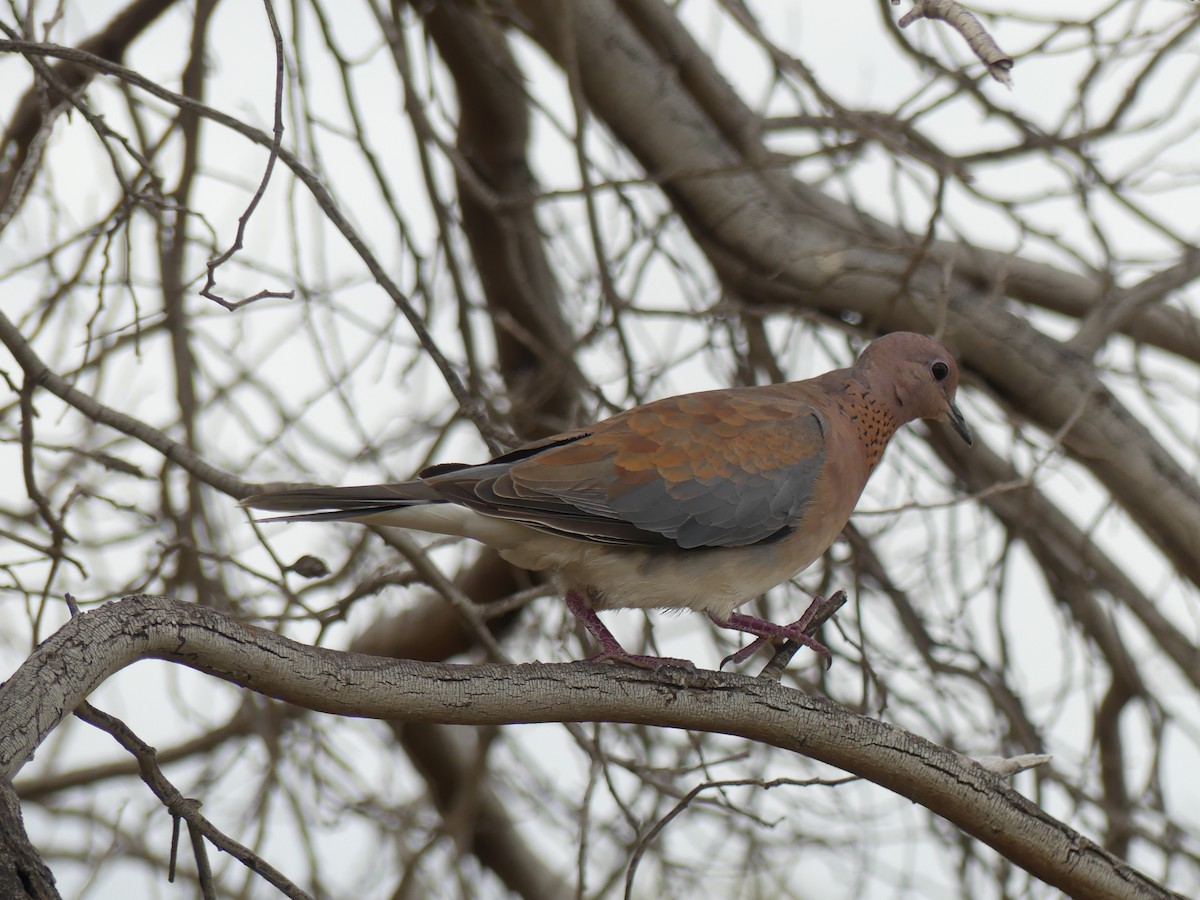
567;590;696;672
712;592;846;670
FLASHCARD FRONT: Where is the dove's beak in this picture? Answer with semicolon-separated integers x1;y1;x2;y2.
947;402;973;446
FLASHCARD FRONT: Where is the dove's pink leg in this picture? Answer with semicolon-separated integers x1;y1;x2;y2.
566;590;695;671
710;596;832;669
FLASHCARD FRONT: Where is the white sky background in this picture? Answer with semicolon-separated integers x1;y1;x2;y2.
2;1;1200;897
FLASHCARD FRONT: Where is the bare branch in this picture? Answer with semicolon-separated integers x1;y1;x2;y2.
199;0;294;310
0;595;1182;900
0;775;57;899
894;0;1014;87
74;702;310;899
0;38;503;451
0;309;251;498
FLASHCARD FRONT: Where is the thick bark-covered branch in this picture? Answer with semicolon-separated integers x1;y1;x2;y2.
0;595;1179;900
0;776;57;899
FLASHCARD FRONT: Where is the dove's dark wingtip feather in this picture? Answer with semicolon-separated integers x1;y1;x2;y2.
247;506;409;524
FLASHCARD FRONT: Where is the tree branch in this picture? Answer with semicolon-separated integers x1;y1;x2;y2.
0;308;250;498
0;37;501;452
0;775;57;899
0;595;1180;900
895;0;1014;88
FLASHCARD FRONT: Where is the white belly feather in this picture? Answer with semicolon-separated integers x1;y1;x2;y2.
355;502;831;618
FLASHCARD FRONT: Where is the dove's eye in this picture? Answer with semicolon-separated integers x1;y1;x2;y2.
931;361;949;381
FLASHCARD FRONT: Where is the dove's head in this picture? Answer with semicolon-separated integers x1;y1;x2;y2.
856;332;972;445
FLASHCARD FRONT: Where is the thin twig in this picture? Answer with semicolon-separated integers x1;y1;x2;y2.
625;775;857;899
374;529;512;663
757;590;849;681
199;0;294;310
74;702;313;900
0;38;502;452
895;0;1014;88
0;308;252;498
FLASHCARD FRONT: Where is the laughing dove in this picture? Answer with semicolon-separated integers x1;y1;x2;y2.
243;332;971;668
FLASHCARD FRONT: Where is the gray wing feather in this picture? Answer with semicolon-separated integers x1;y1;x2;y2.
245;396;829;549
